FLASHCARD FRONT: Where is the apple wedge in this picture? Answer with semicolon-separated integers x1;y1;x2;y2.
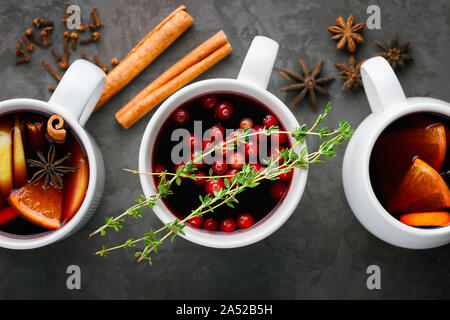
13;114;27;187
62;137;89;222
0;116;13;198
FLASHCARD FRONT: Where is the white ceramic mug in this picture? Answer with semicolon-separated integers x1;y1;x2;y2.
343;56;450;249
139;36;308;248
0;59;106;250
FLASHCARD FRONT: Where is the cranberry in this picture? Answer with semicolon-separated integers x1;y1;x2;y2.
172;108;190;125
271;132;288;145
253;125;265;141
278;167;293;181
237;213;255;229
250;163;265;172
225;169;239;183
190;153;204;168
228;151;245;170
174;162;190;179
184;133;200;151
193;171;207;186
202;140;214;152
203;218;218;231
220;218;236;233
270;146;286;165
244;140;258;159
263;114;279;128
207;124;225;141
202;94;217;109
188;216;204;228
239;117;254;130
211;159;228;175
205;179;225;196
270;181;287;200
153;164;165;174
215;101;234;120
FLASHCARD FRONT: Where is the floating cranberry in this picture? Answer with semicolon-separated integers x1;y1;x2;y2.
271;132;288;145
220;218;237;233
278;168;293;181
239;117;254;130
250;163;265;172
202;94;217;109
153;164;165;174
188;216;204;228
203;218;218;231
215;101;234;120
172;108;190;125
228;152;245;170
190;153;204;168
208;124;225;141
205;178;225;196
244;140;258;159
270;181;287;200
193;171;207;186
212;159;228;175
253;125;265;141
202;140;214;152
237;213;255;229
263;114;279;128
270;146;286;165
184;133;200;151
225;169;239;183
174;162;189;180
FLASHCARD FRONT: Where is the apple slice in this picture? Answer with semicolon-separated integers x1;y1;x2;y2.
9;181;63;230
13;114;27;188
62;137;89;223
387;158;450;214
0;116;13;198
0;206;19;226
372;119;446;202
400;212;450;227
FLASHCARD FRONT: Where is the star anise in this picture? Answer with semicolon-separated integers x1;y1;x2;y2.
335;55;365;94
280;57;334;111
328;14;364;53
373;32;413;70
27;143;78;190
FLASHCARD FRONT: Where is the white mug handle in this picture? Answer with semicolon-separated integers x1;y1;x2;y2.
237;36;279;90
360;56;407;113
49;59;106;126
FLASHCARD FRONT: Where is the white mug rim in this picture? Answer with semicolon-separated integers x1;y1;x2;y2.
361;97;450;238
0;98;99;249
139;78;308;249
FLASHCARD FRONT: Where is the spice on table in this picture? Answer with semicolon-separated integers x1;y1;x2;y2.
80;32;100;45
42;58;62;81
33;18;54;28
23;34;34;52
328;14;364;53
62;31;70;52
89;7;103;30
93;54;108;73
40;30;49;48
48;85;57;92
94;5;194;111
70;32;78;51
81;53;92;63
110;57;119;68
15;55;30;65
46;115;66;143
16;40;24;56
115;30;232;129
59;50;70;70
373;32;413;70
52;49;62;62
26;28;42;48
280;57;334;111
61;2;70;23
335;55;364;94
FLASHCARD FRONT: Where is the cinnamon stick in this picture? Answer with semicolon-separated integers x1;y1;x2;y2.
94;5;194;111
116;31;232;129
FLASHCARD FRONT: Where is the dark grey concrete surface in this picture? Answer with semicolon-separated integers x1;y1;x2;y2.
0;0;449;300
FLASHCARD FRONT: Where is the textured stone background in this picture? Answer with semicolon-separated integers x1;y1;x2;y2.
0;0;449;299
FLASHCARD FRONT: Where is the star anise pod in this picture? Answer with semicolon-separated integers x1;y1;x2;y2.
328;14;364;53
373;32;413;70
335;55;365;94
280;57;334;111
27;143;78;190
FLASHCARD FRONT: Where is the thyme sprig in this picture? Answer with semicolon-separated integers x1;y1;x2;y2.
91;103;353;264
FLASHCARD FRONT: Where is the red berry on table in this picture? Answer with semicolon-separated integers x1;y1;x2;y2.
228;152;245;170
239;117;254;130
270;181;287;200
263;114;279;128
220;218;236;233
237;213;255;229
208;124;225;141
215;101;234;120
244;139;258;159
188;216;204;228
212;159;228;175
202;94;217;109
225;169;239;183
172;108;190;125
278;168;293;181
205;178;225;196
193;171;207;186
203;218;218;231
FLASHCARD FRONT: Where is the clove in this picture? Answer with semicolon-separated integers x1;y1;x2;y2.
16;40;24;56
89;7;103;30
70;32;78;51
59;51;70;70
33;18;54;28
80;32;100;45
23;34;34;52
93;54;108;73
61;2;71;23
15;55;30;65
52;49;62;62
62;31;70;52
110;57;119;68
80;53;92;63
26;28;42;47
42;58;62;81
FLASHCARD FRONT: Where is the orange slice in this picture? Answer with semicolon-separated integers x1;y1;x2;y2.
400;212;450;227
0;206;19;226
62;138;89;223
9;181;63;230
373;119;447;202
387;158;450;214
